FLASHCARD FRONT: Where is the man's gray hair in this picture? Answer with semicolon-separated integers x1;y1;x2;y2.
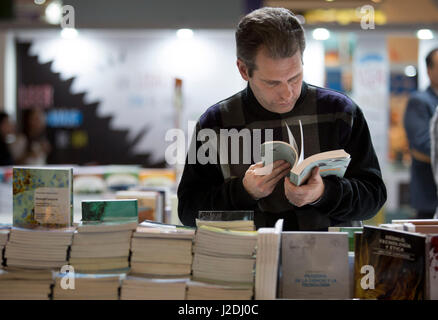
235;7;306;77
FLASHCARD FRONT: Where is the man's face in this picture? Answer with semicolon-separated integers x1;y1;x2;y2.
428;51;438;89
237;47;303;114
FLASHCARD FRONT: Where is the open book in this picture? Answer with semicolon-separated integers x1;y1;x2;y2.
261;120;351;186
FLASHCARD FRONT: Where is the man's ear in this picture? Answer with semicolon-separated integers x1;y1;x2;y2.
237;59;250;81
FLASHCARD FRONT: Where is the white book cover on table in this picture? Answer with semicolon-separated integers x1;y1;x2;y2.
279;231;349;299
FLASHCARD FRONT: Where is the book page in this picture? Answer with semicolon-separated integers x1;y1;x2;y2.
261;141;298;169
284;120;304;164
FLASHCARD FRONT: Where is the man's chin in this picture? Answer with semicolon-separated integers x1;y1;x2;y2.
275;104;294;113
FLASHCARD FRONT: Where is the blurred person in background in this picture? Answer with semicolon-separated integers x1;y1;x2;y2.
404;48;438;219
13;109;51;166
0;111;15;166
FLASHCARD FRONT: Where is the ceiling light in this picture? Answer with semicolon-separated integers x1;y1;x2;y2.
312;28;330;41
404;65;417;77
416;29;434;40
176;29;194;40
45;1;62;25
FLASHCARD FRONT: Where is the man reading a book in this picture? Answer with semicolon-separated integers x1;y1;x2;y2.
177;7;387;231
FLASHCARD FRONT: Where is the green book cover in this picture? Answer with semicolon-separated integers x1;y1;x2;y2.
13;167;73;228
329;227;363;251
81;199;138;223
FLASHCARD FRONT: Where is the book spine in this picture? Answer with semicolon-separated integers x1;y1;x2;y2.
70;168;73;227
289;174;300;186
425;236;431;300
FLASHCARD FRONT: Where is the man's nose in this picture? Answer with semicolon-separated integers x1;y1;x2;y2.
279;83;293;101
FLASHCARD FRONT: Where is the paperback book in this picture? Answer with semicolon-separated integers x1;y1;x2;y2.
279;231;350;299
130;221;195;277
354;225;426;300
13;167;73;228
78;199;138;232
255;219;283;300
261;120;350;186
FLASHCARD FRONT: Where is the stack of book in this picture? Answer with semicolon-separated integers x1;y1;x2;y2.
0;268;53;300
69;226;135;273
52;272;123;300
129;221;195;276
254;219;283;300
196;219;255;231
9;167;75;270
390;219;438;234
191;225;257;299
69;199;138;273
120;276;188;300
196;211;255;231
186;280;254;300
5;227;74;269
0;226;10;265
3;167;74;300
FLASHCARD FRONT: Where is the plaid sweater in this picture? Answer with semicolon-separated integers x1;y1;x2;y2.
177;82;387;231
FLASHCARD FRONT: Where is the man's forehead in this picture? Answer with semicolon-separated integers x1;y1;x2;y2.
253;52;303;80
433;51;438;63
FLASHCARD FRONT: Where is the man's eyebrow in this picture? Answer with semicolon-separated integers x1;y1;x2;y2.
261;72;302;83
262;79;280;84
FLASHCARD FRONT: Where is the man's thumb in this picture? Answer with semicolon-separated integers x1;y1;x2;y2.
310;166;320;180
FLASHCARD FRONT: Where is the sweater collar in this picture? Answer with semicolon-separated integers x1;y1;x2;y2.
242;81;308;119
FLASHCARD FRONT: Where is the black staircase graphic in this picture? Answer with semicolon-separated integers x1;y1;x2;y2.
16;42;165;167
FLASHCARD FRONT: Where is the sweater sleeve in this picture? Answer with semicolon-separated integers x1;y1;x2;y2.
310;106;387;221
177;122;258;227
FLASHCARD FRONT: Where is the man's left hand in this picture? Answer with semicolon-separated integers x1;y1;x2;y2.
284;167;325;207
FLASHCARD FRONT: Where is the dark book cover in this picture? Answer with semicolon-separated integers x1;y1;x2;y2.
355;226;426;300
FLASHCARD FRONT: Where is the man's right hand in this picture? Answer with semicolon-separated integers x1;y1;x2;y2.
243;160;291;200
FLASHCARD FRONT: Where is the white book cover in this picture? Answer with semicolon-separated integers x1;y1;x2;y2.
279;232;349;299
